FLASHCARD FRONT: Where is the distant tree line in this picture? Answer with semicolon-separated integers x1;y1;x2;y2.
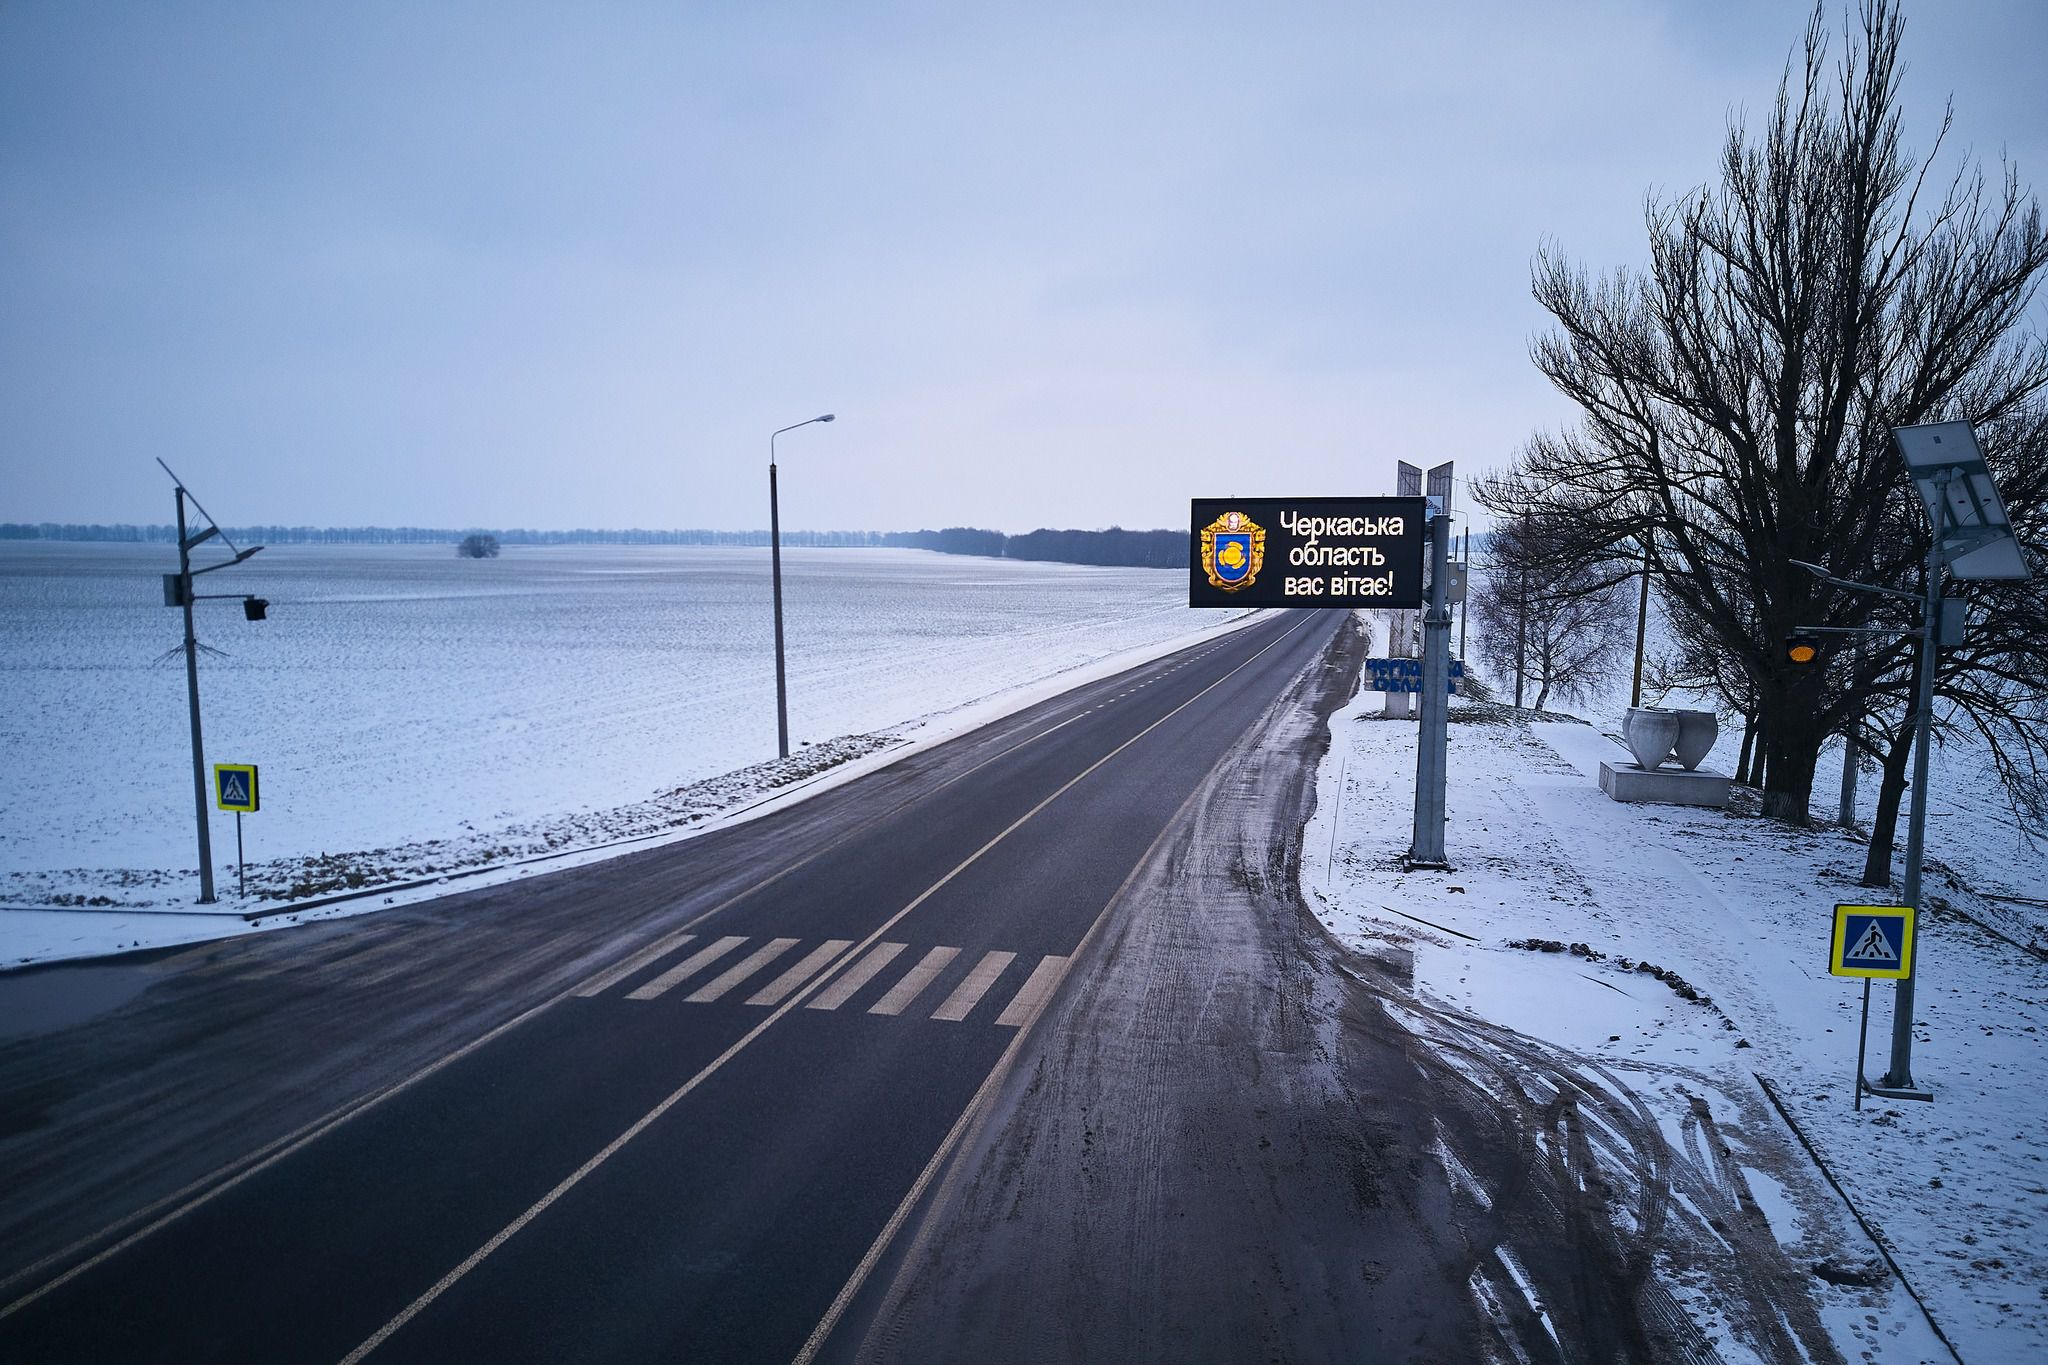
2;524;927;548
881;526;1186;568
3;521;1189;568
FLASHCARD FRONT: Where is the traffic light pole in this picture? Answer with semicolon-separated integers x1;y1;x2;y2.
158;459;265;905
175;487;217;904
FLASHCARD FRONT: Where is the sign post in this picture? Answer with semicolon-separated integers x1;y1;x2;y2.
213;763;260;897
1828;903;1915;1110
1408;462;1455;868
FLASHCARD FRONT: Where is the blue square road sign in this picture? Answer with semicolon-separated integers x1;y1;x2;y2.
1830;904;1913;979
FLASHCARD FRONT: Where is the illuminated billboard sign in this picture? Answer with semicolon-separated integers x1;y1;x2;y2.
1189;497;1427;609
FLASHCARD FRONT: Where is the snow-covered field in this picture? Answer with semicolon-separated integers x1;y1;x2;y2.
0;543;1247;955
1307;651;2048;1363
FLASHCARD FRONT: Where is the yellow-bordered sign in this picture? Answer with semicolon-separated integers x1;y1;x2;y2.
214;763;259;813
1830;903;1913;979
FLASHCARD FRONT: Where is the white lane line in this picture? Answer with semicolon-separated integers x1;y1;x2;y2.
685;938;798;1004
868;947;959;1016
625;936;749;1001
786;636;1298;1365
748;940;853;1007
806;943;906;1011
929;951;1015;1022
994;955;1070;1028
0;658;1152;1327
340;614;1319;1365
571;929;699;998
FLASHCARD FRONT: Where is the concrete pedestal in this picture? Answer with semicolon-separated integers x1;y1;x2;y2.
1598;761;1731;807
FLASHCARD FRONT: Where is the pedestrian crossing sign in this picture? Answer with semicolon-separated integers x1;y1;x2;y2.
1830;904;1913;979
213;763;259;813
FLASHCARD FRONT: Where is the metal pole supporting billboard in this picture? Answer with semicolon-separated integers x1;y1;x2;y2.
1408;491;1453;866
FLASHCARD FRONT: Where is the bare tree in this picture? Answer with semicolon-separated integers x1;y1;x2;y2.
457;533;500;559
1470;519;1634;713
1479;0;2048;822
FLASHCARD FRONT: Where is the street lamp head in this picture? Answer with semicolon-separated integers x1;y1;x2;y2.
817;414;835;423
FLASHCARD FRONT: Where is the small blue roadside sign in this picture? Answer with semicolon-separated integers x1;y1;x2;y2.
1831;904;1913;979
214;763;260;814
1364;658;1464;694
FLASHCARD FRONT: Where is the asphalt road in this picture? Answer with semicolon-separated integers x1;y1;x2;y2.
0;606;1369;1364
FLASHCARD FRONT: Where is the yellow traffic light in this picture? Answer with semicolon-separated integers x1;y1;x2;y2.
1787;634;1820;665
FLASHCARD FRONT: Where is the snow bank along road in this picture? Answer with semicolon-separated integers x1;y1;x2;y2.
0;608;1356;1362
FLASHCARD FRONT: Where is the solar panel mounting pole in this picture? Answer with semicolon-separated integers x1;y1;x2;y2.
1871;419;2029;1100
1875;477;1946;1097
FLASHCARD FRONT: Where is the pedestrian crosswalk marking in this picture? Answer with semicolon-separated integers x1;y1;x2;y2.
748;939;854;1007
581;932;1066;1027
687;938;798;1003
931;950;1014;1021
626;935;748;1000
575;929;698;997
870;946;960;1016
807;942;907;1011
996;954;1069;1027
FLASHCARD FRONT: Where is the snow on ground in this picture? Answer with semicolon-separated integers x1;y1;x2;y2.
1305;672;2047;1364
0;542;1253;964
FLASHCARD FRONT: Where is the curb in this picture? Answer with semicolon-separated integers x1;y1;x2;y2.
1751;1072;1965;1365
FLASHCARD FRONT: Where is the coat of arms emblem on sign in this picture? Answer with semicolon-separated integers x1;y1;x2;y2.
1200;511;1266;592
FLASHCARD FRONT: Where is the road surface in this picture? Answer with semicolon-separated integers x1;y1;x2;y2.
0;609;1349;1361
0;606;1840;1363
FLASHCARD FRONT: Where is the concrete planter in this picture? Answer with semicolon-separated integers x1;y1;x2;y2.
1673;710;1719;771
1623;706;1680;770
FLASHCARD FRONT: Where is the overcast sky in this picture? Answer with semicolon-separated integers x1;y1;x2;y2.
3;1;2043;533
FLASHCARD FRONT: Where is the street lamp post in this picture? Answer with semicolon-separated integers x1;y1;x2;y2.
769;414;834;760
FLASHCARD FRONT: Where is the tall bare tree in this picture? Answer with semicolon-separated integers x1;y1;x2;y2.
1469;519;1634;713
1478;0;2048;822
